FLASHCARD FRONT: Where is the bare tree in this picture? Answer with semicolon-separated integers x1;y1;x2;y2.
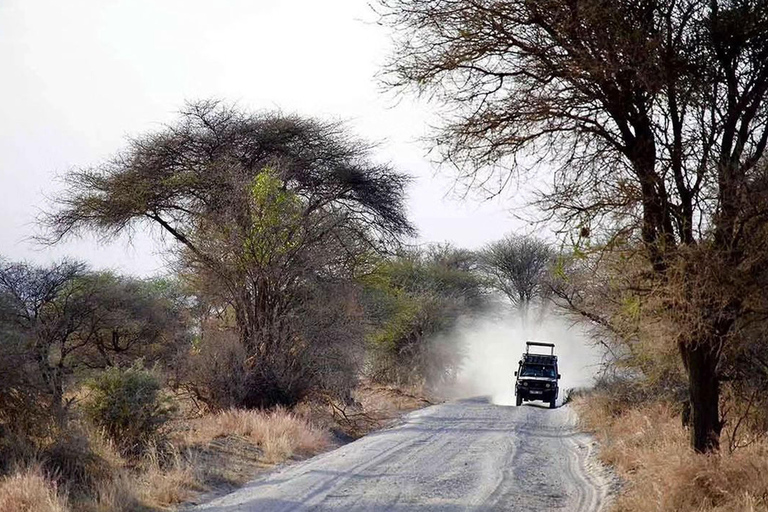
0;259;88;425
481;234;553;310
44;101;415;407
378;0;768;451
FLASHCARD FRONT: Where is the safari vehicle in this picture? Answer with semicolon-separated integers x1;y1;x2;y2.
514;342;560;408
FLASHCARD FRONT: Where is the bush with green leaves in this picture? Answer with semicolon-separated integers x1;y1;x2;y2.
362;245;489;387
82;363;175;454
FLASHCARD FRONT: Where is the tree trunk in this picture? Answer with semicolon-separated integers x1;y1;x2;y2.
50;368;66;428
519;299;529;328
684;341;722;453
33;341;67;427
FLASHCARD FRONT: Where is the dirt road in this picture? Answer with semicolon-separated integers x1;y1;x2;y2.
193;397;611;511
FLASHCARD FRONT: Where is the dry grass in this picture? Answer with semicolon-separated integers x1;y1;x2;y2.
355;382;433;417
186;407;331;463
48;406;330;511
1;386;428;512
69;459;200;512
314;381;436;438
85;473;143;512
8;428;206;512
575;393;768;512
0;466;70;512
137;447;202;508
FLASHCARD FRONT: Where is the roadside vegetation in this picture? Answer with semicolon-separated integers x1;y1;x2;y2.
575;391;768;512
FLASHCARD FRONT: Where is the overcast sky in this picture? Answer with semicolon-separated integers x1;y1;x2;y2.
0;0;538;276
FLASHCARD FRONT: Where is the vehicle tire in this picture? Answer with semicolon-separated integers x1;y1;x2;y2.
516;394;523;407
549;398;556;409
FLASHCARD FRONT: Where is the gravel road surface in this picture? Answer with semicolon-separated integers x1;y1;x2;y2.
194;397;610;511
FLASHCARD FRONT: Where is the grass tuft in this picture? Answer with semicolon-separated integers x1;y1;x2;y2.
187;407;331;463
0;466;70;512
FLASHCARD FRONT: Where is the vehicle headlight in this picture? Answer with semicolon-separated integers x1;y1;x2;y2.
520;381;528;387
545;383;551;388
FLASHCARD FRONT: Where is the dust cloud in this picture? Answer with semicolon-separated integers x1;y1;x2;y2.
442;306;605;406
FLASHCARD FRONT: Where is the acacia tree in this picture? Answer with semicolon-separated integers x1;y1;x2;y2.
46;101;414;407
481;234;553;312
379;0;768;451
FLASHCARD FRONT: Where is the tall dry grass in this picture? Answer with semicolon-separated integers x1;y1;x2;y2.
137;445;202;508
0;389;420;511
0;407;332;512
0;466;70;512
576;393;768;512
186;407;331;463
0;428;204;512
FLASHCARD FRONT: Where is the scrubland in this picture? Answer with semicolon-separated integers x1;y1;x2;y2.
576;390;768;512
0;383;429;512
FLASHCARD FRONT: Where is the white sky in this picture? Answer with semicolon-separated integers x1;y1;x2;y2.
0;0;540;276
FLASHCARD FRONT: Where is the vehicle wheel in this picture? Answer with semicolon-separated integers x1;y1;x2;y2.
516;394;523;407
549;398;556;409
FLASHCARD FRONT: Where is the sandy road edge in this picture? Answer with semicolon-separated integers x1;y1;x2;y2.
564;405;621;512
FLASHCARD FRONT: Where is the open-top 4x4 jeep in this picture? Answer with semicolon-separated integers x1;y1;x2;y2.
514;342;561;408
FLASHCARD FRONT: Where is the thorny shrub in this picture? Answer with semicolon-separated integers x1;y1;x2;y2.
82;363;175;454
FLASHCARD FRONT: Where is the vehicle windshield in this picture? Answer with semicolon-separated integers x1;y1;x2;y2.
520;365;556;378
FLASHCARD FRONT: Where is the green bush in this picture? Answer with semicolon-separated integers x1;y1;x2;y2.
361;246;489;388
83;363;174;454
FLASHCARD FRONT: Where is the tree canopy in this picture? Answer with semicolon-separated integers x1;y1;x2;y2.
481;234;553;310
45;101;416;408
